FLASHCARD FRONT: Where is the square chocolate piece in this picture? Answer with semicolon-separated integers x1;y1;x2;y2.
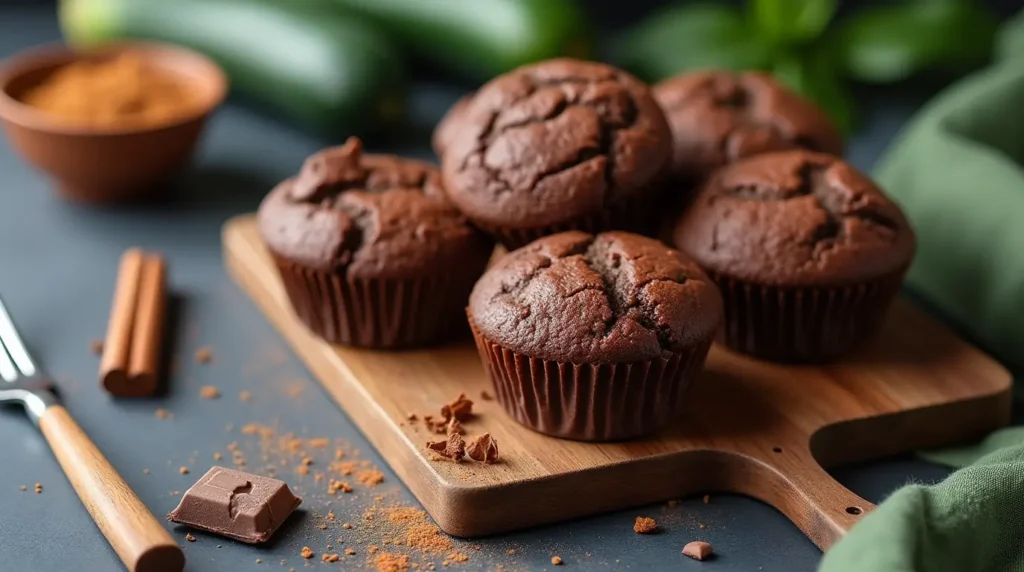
168;466;301;543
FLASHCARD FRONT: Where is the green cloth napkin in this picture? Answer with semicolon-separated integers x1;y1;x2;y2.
819;14;1024;572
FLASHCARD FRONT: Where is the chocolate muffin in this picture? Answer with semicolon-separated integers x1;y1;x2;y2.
259;137;494;348
654;70;843;184
672;150;915;362
468;231;722;441
441;58;672;249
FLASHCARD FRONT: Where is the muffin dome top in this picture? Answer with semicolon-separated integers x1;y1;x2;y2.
469;231;722;364
258;137;492;278
654;71;843;181
441;58;672;229
673;150;915;286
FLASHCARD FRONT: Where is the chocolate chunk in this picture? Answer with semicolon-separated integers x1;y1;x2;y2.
168;466;301;544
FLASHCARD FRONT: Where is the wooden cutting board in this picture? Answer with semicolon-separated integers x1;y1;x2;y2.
223;215;1012;550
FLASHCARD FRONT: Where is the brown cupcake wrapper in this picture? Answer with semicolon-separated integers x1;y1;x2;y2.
469;319;713;441
273;254;479;349
709;269;907;363
475;198;656;250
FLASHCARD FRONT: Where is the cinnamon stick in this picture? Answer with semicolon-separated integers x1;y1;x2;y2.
100;249;167;397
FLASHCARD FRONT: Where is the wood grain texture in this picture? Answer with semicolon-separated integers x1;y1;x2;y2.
223;215;1013;550
39;406;184;572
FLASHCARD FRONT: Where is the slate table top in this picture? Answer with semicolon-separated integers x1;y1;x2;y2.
0;6;955;572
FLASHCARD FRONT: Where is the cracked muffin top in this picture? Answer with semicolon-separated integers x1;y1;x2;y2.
468;231;723;363
258;137;493;278
654;71;843;181
441;58;672;229
672;150;915;286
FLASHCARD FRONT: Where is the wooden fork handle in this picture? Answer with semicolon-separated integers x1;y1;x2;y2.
39;405;184;572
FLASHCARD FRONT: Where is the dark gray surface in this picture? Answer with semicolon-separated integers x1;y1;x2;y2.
0;6;956;572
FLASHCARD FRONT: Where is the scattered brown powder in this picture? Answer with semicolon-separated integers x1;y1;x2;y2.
683;541;713;561
357;470;385;487
185;533;196;542
406;523;453;553
90;339;104;355
465;434;499;464
551;556;563;566
322;553;339;563
319;524;328;530
374;553;410;572
155;408;172;420
634;516;657;534
301;547;314;559
295;465;309;476
345;548;356;556
447;553;469;563
335;448;345;460
407;413;417;422
328;480;352;494
309;438;330;448
343;523;353;529
327;510;336;521
506;549;516;555
199;386;220;399
239;391;251;402
179;466;189;475
33;483;42;494
369;545;379;554
195;347;213;364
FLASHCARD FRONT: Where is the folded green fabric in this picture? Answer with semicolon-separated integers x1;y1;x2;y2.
820;444;1024;572
819;14;1024;572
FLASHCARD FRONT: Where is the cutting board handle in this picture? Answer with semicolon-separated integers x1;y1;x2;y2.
747;444;874;550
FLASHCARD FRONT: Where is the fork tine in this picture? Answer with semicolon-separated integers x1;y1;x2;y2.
0;297;37;377
0;340;16;382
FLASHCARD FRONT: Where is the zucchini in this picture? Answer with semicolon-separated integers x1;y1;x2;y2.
319;0;592;79
60;0;407;136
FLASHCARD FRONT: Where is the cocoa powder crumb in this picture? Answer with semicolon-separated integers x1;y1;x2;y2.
295;465;309;476
195;347;213;364
199;386;220;399
634;516;657;534
369;545;379;554
551;556;563;566
319;524;328;530
239;391;251;402
466;434;499;464
357;470;385;487
480;390;492;401
179;466;189;475
213;452;222;461
703;494;711;504
345;548;356;556
302;457;314;466
440;394;473;423
309;438;330;448
343;523;353;529
185;533;196;542
406;522;453;553
335;448;345;460
33;483;42;494
300;547;314;559
328;479;352;494
446;418;463;436
155;408;172;420
322;553;339;563
507;549;516;555
448;552;469;563
375;553;410;572
90;339;104;355
407;413;417;421
683;541;713;561
327;510;336;520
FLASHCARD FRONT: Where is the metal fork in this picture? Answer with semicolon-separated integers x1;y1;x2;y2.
0;296;184;572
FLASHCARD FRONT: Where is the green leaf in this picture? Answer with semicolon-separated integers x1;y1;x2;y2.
751;0;838;44
612;3;772;81
837;1;997;84
995;7;1024;61
772;50;854;134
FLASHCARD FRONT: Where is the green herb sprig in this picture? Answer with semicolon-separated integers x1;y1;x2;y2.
614;0;998;133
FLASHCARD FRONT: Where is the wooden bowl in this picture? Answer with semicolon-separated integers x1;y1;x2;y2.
0;42;227;204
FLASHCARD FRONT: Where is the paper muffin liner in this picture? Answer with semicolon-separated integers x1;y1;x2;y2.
273;254;479;349
477;197;656;250
708;269;908;363
469;318;714;441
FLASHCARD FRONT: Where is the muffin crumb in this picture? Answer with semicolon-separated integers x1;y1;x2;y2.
634;516;657;534
199;385;220;399
682;541;713;561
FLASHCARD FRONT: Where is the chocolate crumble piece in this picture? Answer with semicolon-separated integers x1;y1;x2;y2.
301;547;314;559
682;541;714;561
446;418;464;436
441;393;474;423
466;434;499;464
427;433;466;462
